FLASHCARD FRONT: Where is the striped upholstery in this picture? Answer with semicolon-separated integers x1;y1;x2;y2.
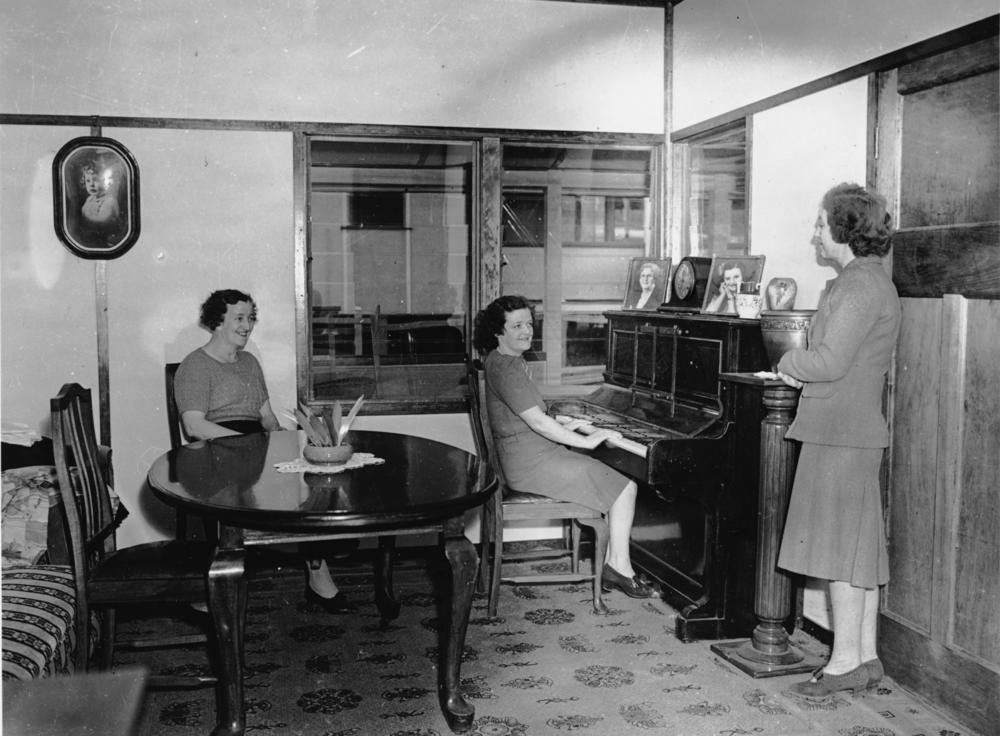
1;565;76;681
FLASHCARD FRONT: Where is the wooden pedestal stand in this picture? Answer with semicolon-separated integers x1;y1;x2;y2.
711;374;823;678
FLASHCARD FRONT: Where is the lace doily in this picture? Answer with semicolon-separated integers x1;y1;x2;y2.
274;452;385;474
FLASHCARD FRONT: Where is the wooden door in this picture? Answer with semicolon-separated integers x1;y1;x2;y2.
873;24;999;736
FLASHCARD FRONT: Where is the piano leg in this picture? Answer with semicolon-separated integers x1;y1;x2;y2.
711;382;824;677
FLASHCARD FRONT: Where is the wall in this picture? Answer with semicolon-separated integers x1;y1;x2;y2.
0;0;662;546
2;1;994;554
674;0;996;312
673;0;997;130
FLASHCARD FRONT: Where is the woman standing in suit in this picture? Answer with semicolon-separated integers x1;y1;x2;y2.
776;184;901;698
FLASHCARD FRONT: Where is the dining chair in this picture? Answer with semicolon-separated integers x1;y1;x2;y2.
467;360;609;616
164;362;215;541
50;383;217;688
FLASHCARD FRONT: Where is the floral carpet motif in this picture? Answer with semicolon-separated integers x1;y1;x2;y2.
123;554;976;736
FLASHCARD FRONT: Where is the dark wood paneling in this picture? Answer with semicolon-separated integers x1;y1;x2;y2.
881;614;1000;736
897;35;999;94
885;299;940;630
953;301;1000;663
892;224;1000;299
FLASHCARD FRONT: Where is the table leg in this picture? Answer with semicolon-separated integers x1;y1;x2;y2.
208;529;247;736
376;535;402;626
439;517;477;733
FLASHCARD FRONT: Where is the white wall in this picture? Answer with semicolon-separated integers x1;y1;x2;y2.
0;0;663;546
0;0;664;132
750;78;868;309
673;0;997;130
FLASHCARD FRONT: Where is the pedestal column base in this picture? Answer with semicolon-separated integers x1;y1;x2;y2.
710;638;823;678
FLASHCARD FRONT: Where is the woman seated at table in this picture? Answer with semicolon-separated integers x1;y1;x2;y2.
174;288;353;613
473;295;655;599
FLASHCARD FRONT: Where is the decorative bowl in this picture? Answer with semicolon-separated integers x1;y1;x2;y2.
303;443;353;465
759;310;815;369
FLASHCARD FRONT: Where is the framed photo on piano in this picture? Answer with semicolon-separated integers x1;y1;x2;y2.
701;255;765;315
622;258;671;311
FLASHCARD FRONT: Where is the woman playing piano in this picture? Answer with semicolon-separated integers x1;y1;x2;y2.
473;295;656;599
775;183;901;699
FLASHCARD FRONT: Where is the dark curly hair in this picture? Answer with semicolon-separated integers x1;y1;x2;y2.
473;295;533;355
199;289;257;331
822;183;893;258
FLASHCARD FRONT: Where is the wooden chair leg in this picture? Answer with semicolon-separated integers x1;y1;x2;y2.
476;503;492;595
571;522;581;573
487;506;503;619
375;536;401;626
575;518;609;615
98;607;116;669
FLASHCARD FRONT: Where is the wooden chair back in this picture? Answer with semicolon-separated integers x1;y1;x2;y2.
50;383;117;669
164;362;187;450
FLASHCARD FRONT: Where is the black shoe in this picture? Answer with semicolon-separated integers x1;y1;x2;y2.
304;585;356;613
601;564;656;598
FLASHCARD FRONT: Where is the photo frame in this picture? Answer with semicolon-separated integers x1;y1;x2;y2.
52;136;140;259
621;258;671;311
700;255;766;314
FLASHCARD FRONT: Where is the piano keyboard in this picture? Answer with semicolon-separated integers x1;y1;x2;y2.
554;415;648;459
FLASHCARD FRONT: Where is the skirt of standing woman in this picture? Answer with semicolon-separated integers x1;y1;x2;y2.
777;443;889;588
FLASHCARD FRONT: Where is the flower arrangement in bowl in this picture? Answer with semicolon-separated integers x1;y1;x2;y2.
290;396;364;464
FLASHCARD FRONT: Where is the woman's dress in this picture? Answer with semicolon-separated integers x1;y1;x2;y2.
484;350;626;513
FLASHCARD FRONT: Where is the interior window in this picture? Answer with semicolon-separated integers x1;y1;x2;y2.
678;122;748;257
501;144;656;387
307;137;474;409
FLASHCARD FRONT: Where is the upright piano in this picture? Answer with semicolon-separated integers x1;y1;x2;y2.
548;308;792;642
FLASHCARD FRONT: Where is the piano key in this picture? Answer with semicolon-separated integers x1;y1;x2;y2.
554;414;649;459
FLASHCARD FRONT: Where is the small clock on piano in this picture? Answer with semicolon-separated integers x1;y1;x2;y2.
661;256;711;312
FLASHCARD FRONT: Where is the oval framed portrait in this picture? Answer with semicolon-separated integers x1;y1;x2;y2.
52;136;141;259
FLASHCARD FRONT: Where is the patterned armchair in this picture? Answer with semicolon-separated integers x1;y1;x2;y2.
1;465;76;680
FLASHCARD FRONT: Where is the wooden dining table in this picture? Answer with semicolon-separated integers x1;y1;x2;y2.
147;429;496;735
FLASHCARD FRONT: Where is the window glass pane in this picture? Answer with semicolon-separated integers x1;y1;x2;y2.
308;138;473;406
501;144;654;387
682;123;748;257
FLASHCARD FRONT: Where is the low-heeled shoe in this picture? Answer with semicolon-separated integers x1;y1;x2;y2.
863;658;884;689
601;564;656;598
788;663;869;699
304;585;356;614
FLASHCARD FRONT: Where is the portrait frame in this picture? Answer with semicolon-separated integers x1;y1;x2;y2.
700;255;766;315
52;136;140;259
621;257;671;311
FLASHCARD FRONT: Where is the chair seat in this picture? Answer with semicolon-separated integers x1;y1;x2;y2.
88;541;212;604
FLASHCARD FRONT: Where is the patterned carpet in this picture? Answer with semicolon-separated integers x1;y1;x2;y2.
122;549;975;736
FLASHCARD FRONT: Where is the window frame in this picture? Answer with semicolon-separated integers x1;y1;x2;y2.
294;128;664;414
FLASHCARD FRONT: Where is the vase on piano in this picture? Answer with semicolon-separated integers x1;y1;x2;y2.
759;310;815;370
765;277;797;311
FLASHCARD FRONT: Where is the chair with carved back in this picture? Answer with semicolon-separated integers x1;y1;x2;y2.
467;360;609;616
50;383;217;688
164;362;402;624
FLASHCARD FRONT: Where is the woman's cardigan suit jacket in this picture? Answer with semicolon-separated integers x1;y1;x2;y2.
777;256;901;449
